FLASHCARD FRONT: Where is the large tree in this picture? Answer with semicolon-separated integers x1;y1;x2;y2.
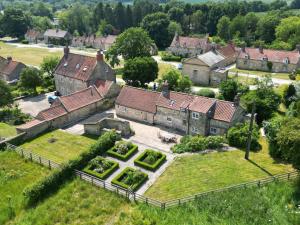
123;57;158;87
219;79;248;101
256;13;280;44
141;12;170;48
0;80;13;107
217;16;231;41
19;67;43;94
105;27;153;67
275;16;300;49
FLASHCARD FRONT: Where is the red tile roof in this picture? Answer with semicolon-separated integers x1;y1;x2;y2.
16;119;44;129
157;92;194;111
116;86;160;113
55;53;97;81
213;100;237;122
94;79;113;96
170;35;212;51
218;43;237;58
238;47;300;64
189;96;216;114
36;105;68;121
25;29;42;39
59;86;102;112
44;29;69;38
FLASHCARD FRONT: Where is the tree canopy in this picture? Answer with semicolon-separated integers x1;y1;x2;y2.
0;80;13;107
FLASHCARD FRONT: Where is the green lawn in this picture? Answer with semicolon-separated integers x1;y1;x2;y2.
228;73;257;85
0;123;17;139
229;68;290;80
20;130;96;163
0;151;51;224
145;138;294;201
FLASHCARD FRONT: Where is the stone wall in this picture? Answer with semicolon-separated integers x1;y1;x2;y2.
54;74;88;96
17;120;50;140
210;69;228;87
115;104;155;124
236;58;298;73
90;61;116;83
167;46;203;57
182;63;210;86
188;111;209;135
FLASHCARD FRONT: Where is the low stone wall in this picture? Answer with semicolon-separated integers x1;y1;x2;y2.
0;132;27;150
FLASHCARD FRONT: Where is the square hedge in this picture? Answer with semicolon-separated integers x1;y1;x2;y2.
111;167;148;191
107;143;138;161
134;149;166;171
83;157;119;180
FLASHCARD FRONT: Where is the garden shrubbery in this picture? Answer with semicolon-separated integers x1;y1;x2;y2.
172;135;225;153
0;106;31;125
134;149;166;171
107;141;138;161
161;52;182;62
227;122;260;151
196;88;216;98
23;131;118;207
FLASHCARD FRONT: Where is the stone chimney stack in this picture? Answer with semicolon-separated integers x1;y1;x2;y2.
175;32;179;42
64;46;69;58
233;93;240;107
97;50;103;62
259;45;263;54
162;80;170;97
7;56;12;64
296;44;300;53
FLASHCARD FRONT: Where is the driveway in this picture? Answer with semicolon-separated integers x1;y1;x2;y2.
16;92;54;117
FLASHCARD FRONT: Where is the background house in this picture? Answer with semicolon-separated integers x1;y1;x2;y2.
0;56;26;83
44;29;72;45
71;35;117;50
115;85;245;136
54;46;116;96
236;46;300;73
167;33;212;57
25;29;43;44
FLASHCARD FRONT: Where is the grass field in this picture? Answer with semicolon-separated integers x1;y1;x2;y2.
20;130;96;163
230;68;290;80
0;123;17;139
145;138;294;201
0;151;51;224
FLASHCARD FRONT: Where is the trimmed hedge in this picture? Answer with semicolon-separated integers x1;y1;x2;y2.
161;52;182;62
107;144;138;161
23;131;118;207
83;157;119;180
134;149;166;171
111;167;148;191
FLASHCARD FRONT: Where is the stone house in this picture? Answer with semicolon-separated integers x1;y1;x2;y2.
25;29;43;44
44;29;72;45
115;84;245;136
71;35;117;50
16;82;121;139
0;56;26;83
54;46;116;96
167;33;212;57
236;46;300;73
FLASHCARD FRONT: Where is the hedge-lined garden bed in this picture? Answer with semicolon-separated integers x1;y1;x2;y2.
83;156;119;180
107;141;138;161
134;149;166;171
111;167;148;191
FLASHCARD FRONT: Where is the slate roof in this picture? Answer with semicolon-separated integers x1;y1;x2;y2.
44;29;69;38
55;53;97;81
197;51;225;67
238;47;300;64
116;86;240;123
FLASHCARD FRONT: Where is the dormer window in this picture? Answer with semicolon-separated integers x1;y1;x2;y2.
169;100;176;106
284;57;289;64
76;64;80;69
262;56;268;61
83;66;88;72
245;54;249;59
64;62;68;67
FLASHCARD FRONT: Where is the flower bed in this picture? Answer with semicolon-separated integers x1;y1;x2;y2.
134;149;166;171
111;167;148;191
83;156;119;180
107;141;138;161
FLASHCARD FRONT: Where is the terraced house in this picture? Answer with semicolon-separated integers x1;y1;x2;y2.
115;84;246;136
0;56;26;83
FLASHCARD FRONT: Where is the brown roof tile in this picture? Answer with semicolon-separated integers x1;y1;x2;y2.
36;105;68;121
212;100;237;122
170;35;212;51
189;97;216;114
94;79;113;96
16;119;44;129
44;29;69;38
116;86;160;113
218;43;237;58
156;92;195;111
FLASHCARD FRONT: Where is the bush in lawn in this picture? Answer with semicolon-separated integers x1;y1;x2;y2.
227;122;260;151
161;52;182;62
83;156;119;179
197;88;216;98
134;149;166;171
172;135;225;153
23;130;117;207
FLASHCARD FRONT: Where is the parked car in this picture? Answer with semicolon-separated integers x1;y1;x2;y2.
48;95;58;104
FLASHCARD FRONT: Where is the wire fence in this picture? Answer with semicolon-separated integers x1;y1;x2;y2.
5;143;299;209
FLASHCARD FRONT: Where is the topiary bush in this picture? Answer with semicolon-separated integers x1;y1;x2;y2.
197;88;216;98
134;149;166;171
107;141;138;161
227;122;260;151
161;52;182;62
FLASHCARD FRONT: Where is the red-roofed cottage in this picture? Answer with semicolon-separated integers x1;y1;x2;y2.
0;56;26;82
54;46;116;95
116;84;246;136
236;46;300;73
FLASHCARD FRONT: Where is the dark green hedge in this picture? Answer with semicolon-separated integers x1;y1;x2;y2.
107;145;138;161
111;167;148;191
161;52;182;62
83;160;119;180
23;131;118;207
134;149;166;171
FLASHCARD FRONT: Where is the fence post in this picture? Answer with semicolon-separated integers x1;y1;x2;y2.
48;160;51;169
103;181;105;189
161;203;165;210
91;176;94;185
258;180;261;187
21;149;24;158
146;198;148;205
178;199;181;205
288;173;290;180
133;192;136;201
39;156;41;164
30;153;33;161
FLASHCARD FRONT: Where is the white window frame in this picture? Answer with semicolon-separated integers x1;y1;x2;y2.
120;106;127;113
210;127;218;134
167;117;172;122
191;127;199;134
192;112;199;120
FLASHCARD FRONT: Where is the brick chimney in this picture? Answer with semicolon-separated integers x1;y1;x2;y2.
162;80;170;97
97;50;103;62
259;45;263;54
64;46;69;58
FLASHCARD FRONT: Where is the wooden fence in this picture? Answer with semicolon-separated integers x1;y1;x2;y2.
5;143;299;209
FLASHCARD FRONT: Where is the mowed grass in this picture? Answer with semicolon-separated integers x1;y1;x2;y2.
20;130;96;163
0;151;51;224
0;42;62;66
9;178;132;225
0;123;17;138
145;138;294;201
230;68;290;80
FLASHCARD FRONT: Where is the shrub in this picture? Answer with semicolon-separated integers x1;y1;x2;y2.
134;149;166;171
172;135;225;153
21;39;29;44
111;167;148;191
197;88;216;98
161;52;182;62
0;106;31;125
107;141;138;161
227;123;260;151
23;131;117;207
83;156;119;180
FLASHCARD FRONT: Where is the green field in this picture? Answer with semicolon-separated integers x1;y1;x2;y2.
145;138;294;201
0;151;51;224
230;68;290;80
0;123;17;139
20;130;96;163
